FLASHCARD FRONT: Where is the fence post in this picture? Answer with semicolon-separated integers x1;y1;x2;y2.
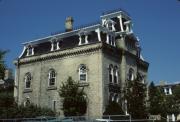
129;115;131;122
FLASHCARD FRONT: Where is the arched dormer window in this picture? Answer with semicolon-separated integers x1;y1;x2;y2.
79;64;87;82
114;66;118;84
109;64;113;83
103;19;116;31
78;30;89;45
26;45;34;56
48;69;56;86
24;73;32;89
50;37;60;51
128;68;134;81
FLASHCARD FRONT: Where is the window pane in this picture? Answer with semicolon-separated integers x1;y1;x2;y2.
81;35;85;44
49;78;55;86
25;74;31;88
109;74;112;83
80;74;86;81
114;75;117;83
26;81;31;88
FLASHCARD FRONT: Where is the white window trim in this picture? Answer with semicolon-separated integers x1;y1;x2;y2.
164;87;172;95
103;19;116;31
26;46;34;56
78;34;88;45
25;73;31;89
79;64;87;82
106;33;116;47
48;70;56;87
50;37;60;51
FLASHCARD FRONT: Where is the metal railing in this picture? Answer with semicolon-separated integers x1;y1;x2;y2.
0;115;160;122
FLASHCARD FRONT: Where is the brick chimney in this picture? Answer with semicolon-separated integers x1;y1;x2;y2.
65;16;74;32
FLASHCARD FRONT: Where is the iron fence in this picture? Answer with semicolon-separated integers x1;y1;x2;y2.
0;115;170;122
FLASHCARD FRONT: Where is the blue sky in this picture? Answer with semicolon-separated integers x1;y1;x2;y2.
0;0;180;83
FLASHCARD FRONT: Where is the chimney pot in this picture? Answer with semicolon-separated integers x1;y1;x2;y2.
65;16;74;32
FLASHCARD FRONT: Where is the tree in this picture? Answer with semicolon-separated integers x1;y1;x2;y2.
164;85;180;118
0;50;7;79
125;74;148;119
148;82;166;115
59;77;87;116
103;101;124;115
149;82;180;119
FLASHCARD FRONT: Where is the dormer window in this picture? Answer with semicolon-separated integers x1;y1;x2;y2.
107;34;115;47
81;35;86;44
103;19;115;31
50;38;60;51
26;46;34;56
78;30;88;45
124;20;132;33
164;87;172;95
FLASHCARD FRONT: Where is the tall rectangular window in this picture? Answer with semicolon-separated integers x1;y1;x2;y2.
79;64;87;82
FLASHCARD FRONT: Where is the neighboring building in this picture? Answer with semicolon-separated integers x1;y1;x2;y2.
156;81;180;122
14;9;149;117
0;69;14;89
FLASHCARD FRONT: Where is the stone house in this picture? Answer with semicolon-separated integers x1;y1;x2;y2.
14;9;149;117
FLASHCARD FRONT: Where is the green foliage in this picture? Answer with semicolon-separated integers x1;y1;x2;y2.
0;50;7;79
0;87;55;119
103;101;124;115
148;82;166;115
148;82;180;118
0;103;56;119
125;74;148;119
173;85;180;103
59;77;87;116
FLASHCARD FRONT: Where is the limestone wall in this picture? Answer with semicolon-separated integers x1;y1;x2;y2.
17;49;104;117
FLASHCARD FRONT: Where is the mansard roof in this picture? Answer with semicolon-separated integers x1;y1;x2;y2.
18;9;141;60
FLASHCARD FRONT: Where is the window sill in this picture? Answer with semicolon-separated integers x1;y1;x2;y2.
23;89;33;93
47;86;57;90
78;82;89;87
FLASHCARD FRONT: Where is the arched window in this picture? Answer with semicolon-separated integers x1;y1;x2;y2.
109;65;113;83
24;73;32;89
128;68;134;81
48;69;56;86
79;64;87;82
114;66;118;84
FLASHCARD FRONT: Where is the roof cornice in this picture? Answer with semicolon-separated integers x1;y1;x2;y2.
18;43;102;65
